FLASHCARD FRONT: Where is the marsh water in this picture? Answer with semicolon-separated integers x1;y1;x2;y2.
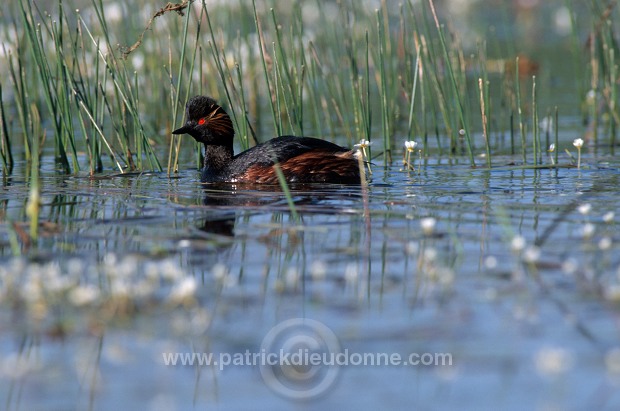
1;149;620;410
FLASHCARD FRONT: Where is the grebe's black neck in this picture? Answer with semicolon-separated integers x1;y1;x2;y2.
204;143;233;174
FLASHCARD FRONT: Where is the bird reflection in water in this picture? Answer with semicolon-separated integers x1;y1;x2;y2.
197;183;363;238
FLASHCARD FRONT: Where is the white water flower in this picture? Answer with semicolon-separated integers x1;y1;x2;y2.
548;143;557;165
574;138;584;168
404;140;418;152
484;256;498;269
511;236;526;252
69;285;100;306
354;139;373;175
523;246;541;263
169;277;197;302
603;211;615;223
535;347;574;376
406;241;419;255
577;203;591;215
423;247;438;263
420;217;437;235
599;237;612;250
403;141;419;171
354;139;372;149
561;258;578;275
310;260;327;281
582;223;595;238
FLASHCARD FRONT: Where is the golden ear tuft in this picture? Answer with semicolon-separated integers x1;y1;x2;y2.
206;106;234;136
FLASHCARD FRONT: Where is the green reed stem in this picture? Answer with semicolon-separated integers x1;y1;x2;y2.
342;4;360;143
304;42;322;138
364;31;372;144
273;43;284;135
173;3;204;173
376;9;390;163
167;0;192;175
92;38;103;172
477;40;492;166
76;98;124;172
478;78;491;168
235;63;251;151
74;94;96;175
563;0;587;123
273;42;295;136
0;83;13;173
293;3;306;137
609;46;618;150
421;36;453;153
407;45;421;140
427;0;474;166
50;4;80;172
532;76;539;165
203;3;238;128
418;47;430;155
588;27;599;143
20;0;71;173
252;0;280;136
7;49;31;161
26;105;41;241
273;163;299;221
554;106;559;165
75;15;101;173
515;57;526;163
510;112;515;156
271;7;301;135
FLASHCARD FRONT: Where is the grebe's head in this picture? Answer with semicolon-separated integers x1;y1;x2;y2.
172;96;234;145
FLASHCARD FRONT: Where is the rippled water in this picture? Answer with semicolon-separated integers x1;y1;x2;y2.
1;153;619;410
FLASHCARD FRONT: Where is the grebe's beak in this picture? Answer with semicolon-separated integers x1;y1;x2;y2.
172;124;191;135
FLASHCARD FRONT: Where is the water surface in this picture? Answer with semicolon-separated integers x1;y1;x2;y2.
1;154;619;410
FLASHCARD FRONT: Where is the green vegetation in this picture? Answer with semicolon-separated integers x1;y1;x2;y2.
0;0;618;178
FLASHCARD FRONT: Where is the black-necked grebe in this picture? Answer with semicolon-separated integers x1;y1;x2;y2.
172;96;362;184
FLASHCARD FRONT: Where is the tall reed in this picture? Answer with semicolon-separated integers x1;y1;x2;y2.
376;7;391;163
168;0;197;175
19;0;73;173
427;0;475;167
26;105;41;241
515;57;527;164
0;83;13;174
531;76;539;164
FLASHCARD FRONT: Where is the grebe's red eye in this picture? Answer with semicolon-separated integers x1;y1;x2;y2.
198;118;207;125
